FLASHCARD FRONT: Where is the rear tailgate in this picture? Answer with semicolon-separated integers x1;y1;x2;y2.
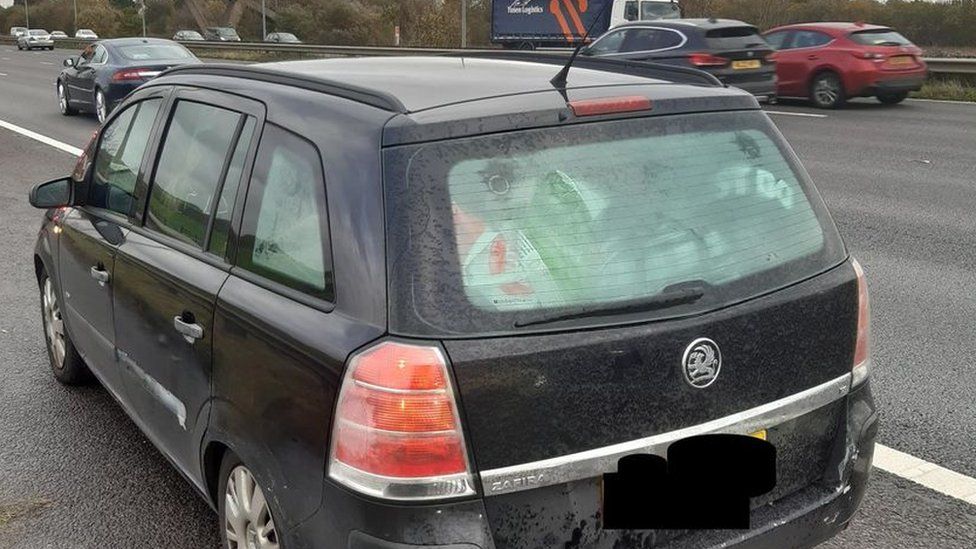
704;25;776;85
383;109;852;545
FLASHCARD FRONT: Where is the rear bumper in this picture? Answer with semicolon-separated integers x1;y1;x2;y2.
292;379;877;549
726;77;778;100
866;75;927;95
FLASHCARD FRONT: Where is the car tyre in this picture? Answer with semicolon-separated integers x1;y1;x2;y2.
94;89;108;124
57;81;77;116
877;91;908;105
39;270;91;385
218;453;284;549
810;71;845;109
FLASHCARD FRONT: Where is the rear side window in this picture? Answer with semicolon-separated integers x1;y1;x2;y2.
237;125;333;302
90;98;162;216
208;117;256;260
119;44;193;60
621;28;683;51
384;111;846;335
705;26;766;50
92;45;108;63
146;100;242;247
588;30;627;55
849;29;911;46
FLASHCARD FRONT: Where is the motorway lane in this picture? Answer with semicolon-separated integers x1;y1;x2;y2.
0;46;99;148
768;98;976;478
0;49;975;546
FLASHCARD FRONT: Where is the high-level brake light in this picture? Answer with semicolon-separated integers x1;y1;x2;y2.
568;96;653;117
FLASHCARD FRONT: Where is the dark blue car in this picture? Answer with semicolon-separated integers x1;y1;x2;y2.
57;37;200;123
584;19;777;101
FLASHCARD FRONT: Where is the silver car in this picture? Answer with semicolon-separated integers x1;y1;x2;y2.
17;29;54;51
75;29;98;40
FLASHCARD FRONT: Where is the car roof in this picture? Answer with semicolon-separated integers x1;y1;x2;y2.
100;37;178;47
160;55;757;145
766;22;890;33
614;18;753;31
253;56;687;112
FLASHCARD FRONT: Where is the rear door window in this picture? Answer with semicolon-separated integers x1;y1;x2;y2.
236;125;334;302
763;31;791;50
383;111;846;335
588;30;627;55
705;26;766;50
849;29;911;46
791;30;832;49
145;100;242;247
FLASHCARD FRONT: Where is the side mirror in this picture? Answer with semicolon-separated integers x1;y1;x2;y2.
29;177;73;209
63;57;74;67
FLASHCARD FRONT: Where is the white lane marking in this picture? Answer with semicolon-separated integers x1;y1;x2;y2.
874;444;976;505
0;72;7;77
765;110;828;119
0;119;83;156
907;98;976;106
40;61;54;65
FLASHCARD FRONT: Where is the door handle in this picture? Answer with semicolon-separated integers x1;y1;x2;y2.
89;266;110;286
807;55;819;60
174;315;204;344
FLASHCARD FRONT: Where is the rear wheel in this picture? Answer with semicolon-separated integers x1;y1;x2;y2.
39;272;90;385
57;81;77;116
810;72;845;109
877;91;908;105
219;455;283;549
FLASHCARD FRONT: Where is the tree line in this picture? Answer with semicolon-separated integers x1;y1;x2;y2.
1;0;974;47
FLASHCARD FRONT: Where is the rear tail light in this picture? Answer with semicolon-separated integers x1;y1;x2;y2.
328;341;475;500
112;68;156;81
568;96;652;117
851;258;871;386
852;51;885;60
764;52;777;63
688;52;729;67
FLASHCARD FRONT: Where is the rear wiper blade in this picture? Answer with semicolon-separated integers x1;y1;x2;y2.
514;286;705;328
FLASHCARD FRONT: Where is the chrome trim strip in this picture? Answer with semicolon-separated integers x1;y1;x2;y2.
480;373;852;496
328;460;476;501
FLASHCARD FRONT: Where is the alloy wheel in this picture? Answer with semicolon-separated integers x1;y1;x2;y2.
58;83;68;114
95;91;107;123
812;75;841;108
224;466;279;549
42;278;66;369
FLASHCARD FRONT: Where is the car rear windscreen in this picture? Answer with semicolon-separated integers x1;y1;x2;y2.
384;110;846;336
705;26;767;50
849;29;911;46
118;44;193;60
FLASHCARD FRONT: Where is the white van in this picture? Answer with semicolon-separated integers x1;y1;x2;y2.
610;0;682;28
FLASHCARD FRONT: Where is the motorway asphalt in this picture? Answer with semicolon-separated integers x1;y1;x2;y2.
1;44;976;547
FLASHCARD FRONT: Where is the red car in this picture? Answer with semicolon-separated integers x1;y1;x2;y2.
763;22;927;108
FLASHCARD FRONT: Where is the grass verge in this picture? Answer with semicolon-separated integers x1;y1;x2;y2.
911;74;976;102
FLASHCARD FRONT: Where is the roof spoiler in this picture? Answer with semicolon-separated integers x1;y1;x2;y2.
445;51;724;88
